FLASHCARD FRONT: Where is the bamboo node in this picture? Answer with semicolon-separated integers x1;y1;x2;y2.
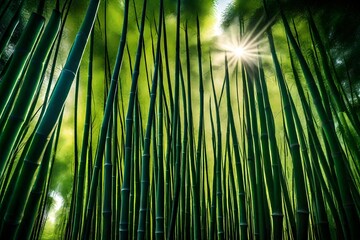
296;209;309;214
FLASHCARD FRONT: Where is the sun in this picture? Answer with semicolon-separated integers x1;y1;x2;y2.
234;46;246;58
217;25;265;66
213;16;273;69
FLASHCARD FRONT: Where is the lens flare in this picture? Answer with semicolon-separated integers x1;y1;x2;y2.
234;46;245;58
212;16;274;70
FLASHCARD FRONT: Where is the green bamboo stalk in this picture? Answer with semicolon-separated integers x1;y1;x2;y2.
112;92;119;240
118;0;147;237
305;54;344;199
100;5;114;239
222;144;228;239
290;36;346;232
201;142;209;240
0;0;100;238
280;8;360;239
128;96;135;240
125;46;135;238
151;174;157;240
178;66;185;239
307;51;338;177
298;52;346;225
166;0;181;237
0;0;12;21
223;56;248;240
0;0;23;58
160;50;173;235
307;105;349;239
208;99;217;240
96;173;102;239
242;61;260;240
195;15;205;196
152;90;159;240
331;111;360;205
131;96;142;240
40;117;64;240
179;65;189;240
184;19;201;240
286;44;333;239
253;65;272;197
258;5;286;237
30;107;64;240
287;84;331;239
82;0;131;236
210;58;224;239
185;155;191;240
307;10;360;136
0;13;44;118
164;93;173;237
245;63;267;240
102;116;113;239
137;1;162;238
103;0;112;98
242;77;253;239
308;20;360;166
130;138;137;239
155;57;165;239
167;121;182;239
0;10;48;133
195;16;205;239
307;126;331;239
129;0;151;96
255;58;283;239
15;132;55;240
37;0;72;118
0;133;35;223
65;69;81;240
266;24;309;239
71;28;94;240
226;132;239;238
161;3;174;115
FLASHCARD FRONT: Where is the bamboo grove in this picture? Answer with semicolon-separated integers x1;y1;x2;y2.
0;0;359;239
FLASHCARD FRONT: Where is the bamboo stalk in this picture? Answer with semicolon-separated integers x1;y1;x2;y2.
280;8;360;239
137;1;162;238
0;0;101;236
0;13;44;118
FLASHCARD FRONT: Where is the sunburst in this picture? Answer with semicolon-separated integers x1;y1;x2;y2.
213;15;274;69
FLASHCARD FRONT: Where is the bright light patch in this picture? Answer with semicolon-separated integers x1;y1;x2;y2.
234;46;245;58
212;15;274;69
48;191;63;224
213;0;234;36
216;29;261;66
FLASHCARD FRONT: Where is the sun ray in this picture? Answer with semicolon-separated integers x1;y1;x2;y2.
213;14;276;70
